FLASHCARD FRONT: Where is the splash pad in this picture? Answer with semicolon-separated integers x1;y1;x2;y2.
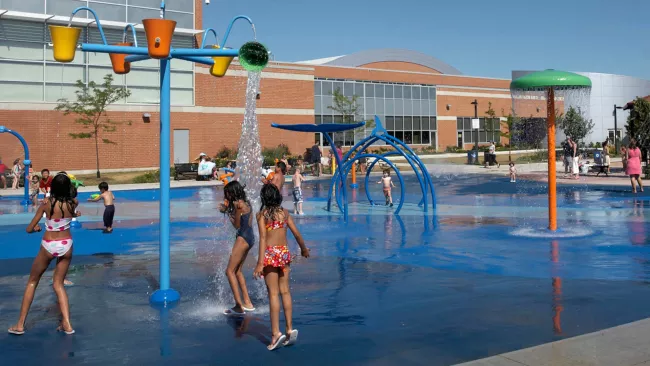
510;70;591;231
49;3;268;304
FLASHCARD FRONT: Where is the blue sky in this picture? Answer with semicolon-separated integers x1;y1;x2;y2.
203;0;650;80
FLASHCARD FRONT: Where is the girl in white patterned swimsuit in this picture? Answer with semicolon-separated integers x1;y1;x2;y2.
8;173;80;336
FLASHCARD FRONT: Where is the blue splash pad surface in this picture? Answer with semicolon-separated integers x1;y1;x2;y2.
0;175;649;365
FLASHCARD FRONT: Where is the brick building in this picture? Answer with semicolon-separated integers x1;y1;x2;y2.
0;1;546;172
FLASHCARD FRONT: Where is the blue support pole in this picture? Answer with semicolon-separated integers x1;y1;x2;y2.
174;55;214;66
170;48;239;57
343;154;406;214
0;126;31;205
150;58;179;305
222;15;255;48
124;54;151;63
324;133;347;218
82;44;150;55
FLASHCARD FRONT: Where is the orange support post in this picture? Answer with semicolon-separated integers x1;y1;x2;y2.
547;88;557;231
351;162;357;186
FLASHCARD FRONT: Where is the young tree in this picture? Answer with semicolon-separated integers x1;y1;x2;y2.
55;74;131;178
327;88;374;145
626;97;650;163
484;102;499;145
512;116;547;149
500;108;517;161
557;106;594;147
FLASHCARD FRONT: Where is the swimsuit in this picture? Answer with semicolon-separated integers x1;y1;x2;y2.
42;218;73;257
236;211;255;248
263;218;291;269
292;187;303;204
103;205;115;228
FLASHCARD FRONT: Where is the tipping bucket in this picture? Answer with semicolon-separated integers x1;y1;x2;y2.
142;19;177;59
109;42;133;74
49;25;82;63
210;45;233;77
238;41;269;72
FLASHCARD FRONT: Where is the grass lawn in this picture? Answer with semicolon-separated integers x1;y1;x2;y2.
74;171;154;187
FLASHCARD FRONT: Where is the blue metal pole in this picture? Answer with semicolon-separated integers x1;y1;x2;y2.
124;54;151;63
0;127;31;205
150;58;179;305
82;44;150;55
174;55;214;66
222;15;255;48
200;28;220;48
170;48;239;57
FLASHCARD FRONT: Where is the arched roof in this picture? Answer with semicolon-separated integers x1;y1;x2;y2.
298;48;462;75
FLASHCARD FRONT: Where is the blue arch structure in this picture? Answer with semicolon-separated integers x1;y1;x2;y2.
272;116;436;221
0;126;31;205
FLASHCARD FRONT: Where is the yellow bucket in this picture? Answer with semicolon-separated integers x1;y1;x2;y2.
210;45;234;77
49;25;82;63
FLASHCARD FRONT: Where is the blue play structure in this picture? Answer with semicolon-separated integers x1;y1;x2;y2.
272;115;436;221
48;2;265;305
0;126;31;205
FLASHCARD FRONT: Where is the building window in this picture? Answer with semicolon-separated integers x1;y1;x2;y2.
608;129;622;141
456;117;501;144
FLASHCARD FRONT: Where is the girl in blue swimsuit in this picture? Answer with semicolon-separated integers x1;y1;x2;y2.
220;181;256;316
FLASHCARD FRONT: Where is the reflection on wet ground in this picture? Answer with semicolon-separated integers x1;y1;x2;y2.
0;175;649;365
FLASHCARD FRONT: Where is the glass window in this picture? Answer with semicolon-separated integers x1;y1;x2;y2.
167;12;194;29
404;99;413;115
429;100;436;115
323;135;330;146
343;83;353;97
128;0;161;7
394;85;403;98
375;84;384;98
385;85;393;98
404;131;412;144
421;87;429;100
394;99;403;115
395;131;404;141
386;116;395;130
479;131;487;142
88;2;126;22
457;118;463;130
422;117;430;130
404;116;413;130
375;98;384;114
45;63;84;83
421;100;429;115
323;115;333;124
315;133;321;144
395;116;404;130
0;81;42;101
322;95;333;113
315;97;322;114
127;68;160;87
171;88;193;106
0;61;43;82
0;41;43;61
314;81;321;96
385;99;394;115
365;98;375;115
413;131;421;144
413;117;421;130
387;131;395;137
365;83;374;97
431;117;437;130
479;118;486;130
322;81;333;96
412;86;420;99
315;115;322;124
354;83;364;97
7;0;44;13
128;87;159;104
403;86;411;99
48;0;85;17
333;115;343;123
464;118;472;130
422;131;431;145
345;130;354;146
413;100;421;116
429;87;436;100
333;81;343;95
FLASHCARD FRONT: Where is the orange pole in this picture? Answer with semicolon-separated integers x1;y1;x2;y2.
351;162;356;185
547;88;557;231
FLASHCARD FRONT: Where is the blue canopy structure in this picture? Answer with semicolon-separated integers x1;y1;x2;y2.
271;117;436;221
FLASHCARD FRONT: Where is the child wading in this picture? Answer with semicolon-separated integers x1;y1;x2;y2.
88;182;115;233
219;181;256;316
292;167;305;215
29;175;40;206
378;169;395;207
8;173;80;335
254;184;310;351
509;162;517;183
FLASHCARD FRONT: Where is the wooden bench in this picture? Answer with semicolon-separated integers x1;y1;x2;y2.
174;163;199;180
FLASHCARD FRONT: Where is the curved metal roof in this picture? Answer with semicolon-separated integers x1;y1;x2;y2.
299;48;462;75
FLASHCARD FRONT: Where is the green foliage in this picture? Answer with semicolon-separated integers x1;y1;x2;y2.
132;170;160;184
445;146;464;153
327;88;371;142
215;146;237;159
262;144;291;167
484;102;499;137
557;106;594;144
626;97;650;150
55;74;131;177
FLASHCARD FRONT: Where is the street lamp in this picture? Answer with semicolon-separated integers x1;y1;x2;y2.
613;105;623;153
471;99;479;164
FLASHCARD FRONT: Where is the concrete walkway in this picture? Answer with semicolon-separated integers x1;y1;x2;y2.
456;318;650;366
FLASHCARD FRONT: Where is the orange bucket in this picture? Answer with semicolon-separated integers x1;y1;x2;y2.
210;45;234;77
109;42;133;74
142;19;177;59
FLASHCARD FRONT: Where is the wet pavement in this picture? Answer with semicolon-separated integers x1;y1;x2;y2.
0;175;649;365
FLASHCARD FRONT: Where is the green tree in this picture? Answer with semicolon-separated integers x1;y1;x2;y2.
327;88;375;145
484;102;499;145
626;97;650;148
557;106;595;147
55;74;131;178
500;108;518;162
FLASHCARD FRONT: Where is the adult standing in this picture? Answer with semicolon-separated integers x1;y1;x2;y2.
571;139;579;180
11;158;22;190
484;141;499;168
310;143;322;177
626;139;643;193
563;138;573;176
0;158;7;189
602;139;611;175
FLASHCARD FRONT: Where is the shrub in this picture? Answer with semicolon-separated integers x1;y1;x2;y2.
215;146;237;159
262;144;291;167
132;170;160;183
445;146;463;153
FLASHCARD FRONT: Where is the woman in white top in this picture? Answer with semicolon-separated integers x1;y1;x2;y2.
10;158;22;190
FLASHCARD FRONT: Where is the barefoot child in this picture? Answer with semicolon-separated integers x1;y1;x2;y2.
88;182;115;233
8;173;80;335
219;181;255;316
254;184;310;351
509;162;517;183
29;175;40;206
292;167;305;215
269;161;287;193
377;169;395;207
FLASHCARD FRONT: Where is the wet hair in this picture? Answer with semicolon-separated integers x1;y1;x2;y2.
260;183;283;221
99;182;109;191
49;173;77;217
223;181;248;214
383;169;391;175
276;161;287;174
13;158;19;165
41;168;50;175
509;162;515;167
629;139;637;149
32;175;40;182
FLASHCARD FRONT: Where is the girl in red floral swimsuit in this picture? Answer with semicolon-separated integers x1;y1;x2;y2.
254;183;310;351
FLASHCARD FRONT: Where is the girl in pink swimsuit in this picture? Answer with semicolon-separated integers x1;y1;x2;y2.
254;184;310;351
625;139;644;193
8;173;80;336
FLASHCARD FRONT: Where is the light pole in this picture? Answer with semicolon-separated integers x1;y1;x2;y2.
613;104;623;153
471;99;479;164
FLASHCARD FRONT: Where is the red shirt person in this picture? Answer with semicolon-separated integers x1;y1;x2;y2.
39;169;53;195
0;159;7;188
